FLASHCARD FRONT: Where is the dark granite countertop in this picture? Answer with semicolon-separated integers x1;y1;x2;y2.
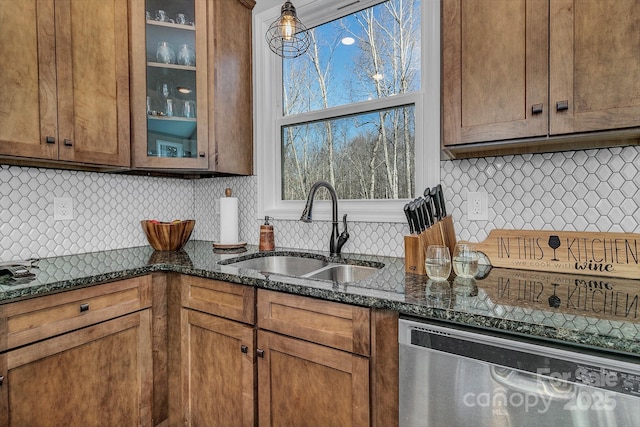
1;240;638;356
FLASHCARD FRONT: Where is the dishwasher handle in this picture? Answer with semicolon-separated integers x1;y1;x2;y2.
490;366;575;401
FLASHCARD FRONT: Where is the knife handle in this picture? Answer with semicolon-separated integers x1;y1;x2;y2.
424;195;434;226
437;184;447;217
404;203;415;234
408;203;421;235
430;188;441;220
414;200;426;233
419;197;432;228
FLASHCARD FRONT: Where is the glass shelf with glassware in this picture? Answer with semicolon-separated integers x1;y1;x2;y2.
144;0;199;160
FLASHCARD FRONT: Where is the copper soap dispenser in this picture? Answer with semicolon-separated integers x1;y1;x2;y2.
259;216;275;251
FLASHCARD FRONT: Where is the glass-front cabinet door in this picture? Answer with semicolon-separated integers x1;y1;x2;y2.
131;0;208;169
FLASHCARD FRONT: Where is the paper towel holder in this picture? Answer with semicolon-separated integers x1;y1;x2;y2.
213;187;247;250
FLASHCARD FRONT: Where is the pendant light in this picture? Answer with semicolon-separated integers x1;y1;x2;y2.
266;1;310;59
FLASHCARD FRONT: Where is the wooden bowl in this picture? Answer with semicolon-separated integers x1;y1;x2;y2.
141;220;195;251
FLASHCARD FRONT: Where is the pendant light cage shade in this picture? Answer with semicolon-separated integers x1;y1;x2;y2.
266;1;310;59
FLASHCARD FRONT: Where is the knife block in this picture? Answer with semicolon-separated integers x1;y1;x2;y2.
404;226;445;275
435;215;457;256
404;235;425;274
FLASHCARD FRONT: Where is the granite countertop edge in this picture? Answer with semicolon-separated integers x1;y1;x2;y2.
1;242;638;357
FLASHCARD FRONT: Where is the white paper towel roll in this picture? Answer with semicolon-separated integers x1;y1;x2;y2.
219;196;239;244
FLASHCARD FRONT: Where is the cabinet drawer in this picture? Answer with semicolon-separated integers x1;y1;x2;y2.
181;276;255;324
0;276;152;351
257;289;370;356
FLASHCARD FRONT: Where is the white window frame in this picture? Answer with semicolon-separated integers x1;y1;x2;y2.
253;0;440;223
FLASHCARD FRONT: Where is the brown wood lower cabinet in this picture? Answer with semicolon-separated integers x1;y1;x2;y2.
257;330;369;427
179;308;255;427
0;275;397;427
0;310;153;427
175;279;397;427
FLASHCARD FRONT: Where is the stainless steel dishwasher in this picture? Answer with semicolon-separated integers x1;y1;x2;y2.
399;318;640;427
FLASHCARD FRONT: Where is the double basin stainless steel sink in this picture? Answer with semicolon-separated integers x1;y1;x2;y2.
223;254;382;283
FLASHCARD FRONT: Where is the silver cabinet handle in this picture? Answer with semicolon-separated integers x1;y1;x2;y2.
80;303;89;312
556;100;569;111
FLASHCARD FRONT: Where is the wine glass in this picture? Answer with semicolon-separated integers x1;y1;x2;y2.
157;81;174;100
425;245;451;281
548;235;561;261
452;243;479;278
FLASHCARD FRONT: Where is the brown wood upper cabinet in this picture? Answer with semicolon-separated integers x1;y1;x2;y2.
130;0;254;175
442;0;640;149
0;0;131;167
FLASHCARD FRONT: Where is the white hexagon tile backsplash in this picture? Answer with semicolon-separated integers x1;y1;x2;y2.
0;166;194;261
1;145;639;261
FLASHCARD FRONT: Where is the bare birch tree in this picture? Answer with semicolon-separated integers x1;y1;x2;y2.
281;0;420;200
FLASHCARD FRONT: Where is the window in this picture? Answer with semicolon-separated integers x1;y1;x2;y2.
255;0;440;222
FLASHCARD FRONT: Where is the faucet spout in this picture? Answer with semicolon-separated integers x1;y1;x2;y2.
300;181;349;256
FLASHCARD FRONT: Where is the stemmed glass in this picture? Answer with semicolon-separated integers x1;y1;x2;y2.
156;81;175;116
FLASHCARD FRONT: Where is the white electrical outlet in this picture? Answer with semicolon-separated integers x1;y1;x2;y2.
467;192;488;221
54;197;74;220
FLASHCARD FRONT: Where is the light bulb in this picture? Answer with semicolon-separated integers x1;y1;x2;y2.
280;14;296;40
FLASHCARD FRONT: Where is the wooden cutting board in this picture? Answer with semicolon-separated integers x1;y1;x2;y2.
464;229;640;279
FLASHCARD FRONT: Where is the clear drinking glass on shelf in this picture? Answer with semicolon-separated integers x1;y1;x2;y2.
182;100;196;118
176;13;188;25
164;98;175;117
425;245;451;281
177;44;195;66
156;41;175;64
155;9;169;22
452;243;479;278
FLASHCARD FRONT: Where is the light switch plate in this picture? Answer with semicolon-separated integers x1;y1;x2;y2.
467;192;488;221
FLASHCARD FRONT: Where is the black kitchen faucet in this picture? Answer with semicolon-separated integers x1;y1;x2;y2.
300;181;350;256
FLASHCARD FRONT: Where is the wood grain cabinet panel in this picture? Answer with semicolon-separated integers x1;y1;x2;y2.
0;0;57;160
209;0;255;175
549;0;640;134
0;276;152;352
0;310;152;427
181;276;255;324
257;330;370;427
0;0;130;167
442;0;548;146
443;0;640;151
179;309;255;427
257;289;370;356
